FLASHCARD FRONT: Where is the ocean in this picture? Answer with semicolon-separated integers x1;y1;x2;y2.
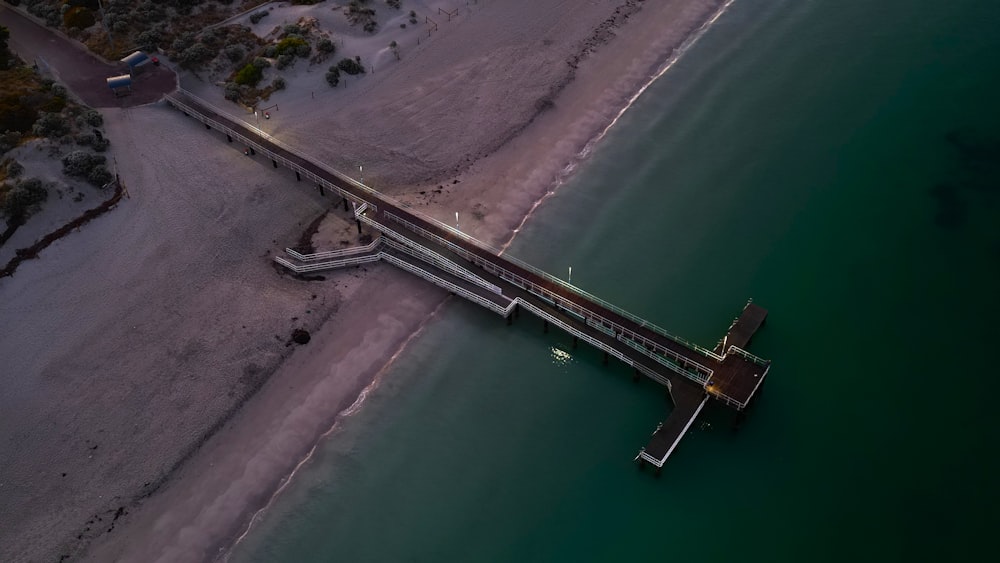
229;0;1000;561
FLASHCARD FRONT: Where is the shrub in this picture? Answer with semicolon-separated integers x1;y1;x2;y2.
249;10;269;25
82;109;103;127
274;36;308;56
136;30;161;53
272;77;286;90
233;63;263;86
252;57;270;69
387;0;401;9
88;165;113;187
263;45;277;58
276;53;294;70
325;67;340;87
224;82;241;101
295;42;311;58
179;43;212;69
32;112;70;138
61;150;105;178
224;45;244;63
1;177;48;222
337;57;365;75
317;38;335;54
170;32;196;55
282;24;303;37
5;159;24;179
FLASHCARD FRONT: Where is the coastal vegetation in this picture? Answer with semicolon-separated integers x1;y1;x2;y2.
0;25;112;237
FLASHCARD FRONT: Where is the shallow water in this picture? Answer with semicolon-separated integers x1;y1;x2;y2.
230;0;1000;560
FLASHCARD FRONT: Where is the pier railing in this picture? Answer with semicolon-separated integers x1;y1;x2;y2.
169;91;725;365
285;239;381;262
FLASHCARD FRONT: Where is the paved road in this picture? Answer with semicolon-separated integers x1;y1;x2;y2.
0;5;176;108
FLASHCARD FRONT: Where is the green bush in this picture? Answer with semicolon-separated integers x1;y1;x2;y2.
274;36;308;57
272;77;286;90
233;63;263;86
252;57;270;69
249;10;269;25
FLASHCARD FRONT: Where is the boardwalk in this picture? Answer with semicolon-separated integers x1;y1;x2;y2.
165;90;772;470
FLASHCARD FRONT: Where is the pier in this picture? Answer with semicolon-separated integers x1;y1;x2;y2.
165;90;772;471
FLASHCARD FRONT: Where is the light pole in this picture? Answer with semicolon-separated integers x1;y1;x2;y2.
359;164;363;185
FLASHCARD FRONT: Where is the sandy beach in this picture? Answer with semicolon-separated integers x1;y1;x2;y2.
0;1;727;561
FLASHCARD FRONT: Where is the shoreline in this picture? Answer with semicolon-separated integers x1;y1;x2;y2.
87;1;731;560
0;1;730;561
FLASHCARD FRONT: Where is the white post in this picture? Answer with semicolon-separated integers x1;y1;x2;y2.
568;266;572;285
359;164;363;185
455;212;460;230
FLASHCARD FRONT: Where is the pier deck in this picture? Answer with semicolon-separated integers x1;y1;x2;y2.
637;385;708;468
165;90;773;471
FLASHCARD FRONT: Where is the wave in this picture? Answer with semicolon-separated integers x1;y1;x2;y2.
500;0;740;254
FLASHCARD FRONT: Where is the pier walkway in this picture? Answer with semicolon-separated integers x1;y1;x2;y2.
165;90;772;471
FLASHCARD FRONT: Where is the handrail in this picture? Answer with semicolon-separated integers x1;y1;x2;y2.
286;239;381;261
380;252;513;316
381;211;723;370
726;345;770;367
169;89;722;363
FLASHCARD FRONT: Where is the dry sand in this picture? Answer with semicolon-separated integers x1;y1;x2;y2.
0;1;728;561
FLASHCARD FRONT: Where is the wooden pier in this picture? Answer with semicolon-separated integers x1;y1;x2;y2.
165;90;772;471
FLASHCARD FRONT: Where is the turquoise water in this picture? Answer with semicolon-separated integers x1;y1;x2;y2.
231;0;1000;561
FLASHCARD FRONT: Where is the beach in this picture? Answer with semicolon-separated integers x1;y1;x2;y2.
0;1;730;561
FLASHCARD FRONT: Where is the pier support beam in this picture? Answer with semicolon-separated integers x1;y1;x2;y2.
507;314;512;326
514;304;519;318
543;320;549;334
603;351;609;366
572;336;578;349
272;159;278;168
295;171;301;181
249;147;255;156
633;369;640;382
226;134;232;143
318;184;324;196
343;198;349;212
205;123;210;130
356;219;363;235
